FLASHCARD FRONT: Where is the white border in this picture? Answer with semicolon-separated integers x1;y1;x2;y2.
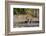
10;5;42;32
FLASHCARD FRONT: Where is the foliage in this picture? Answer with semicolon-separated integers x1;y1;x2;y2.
13;8;27;15
13;8;39;17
